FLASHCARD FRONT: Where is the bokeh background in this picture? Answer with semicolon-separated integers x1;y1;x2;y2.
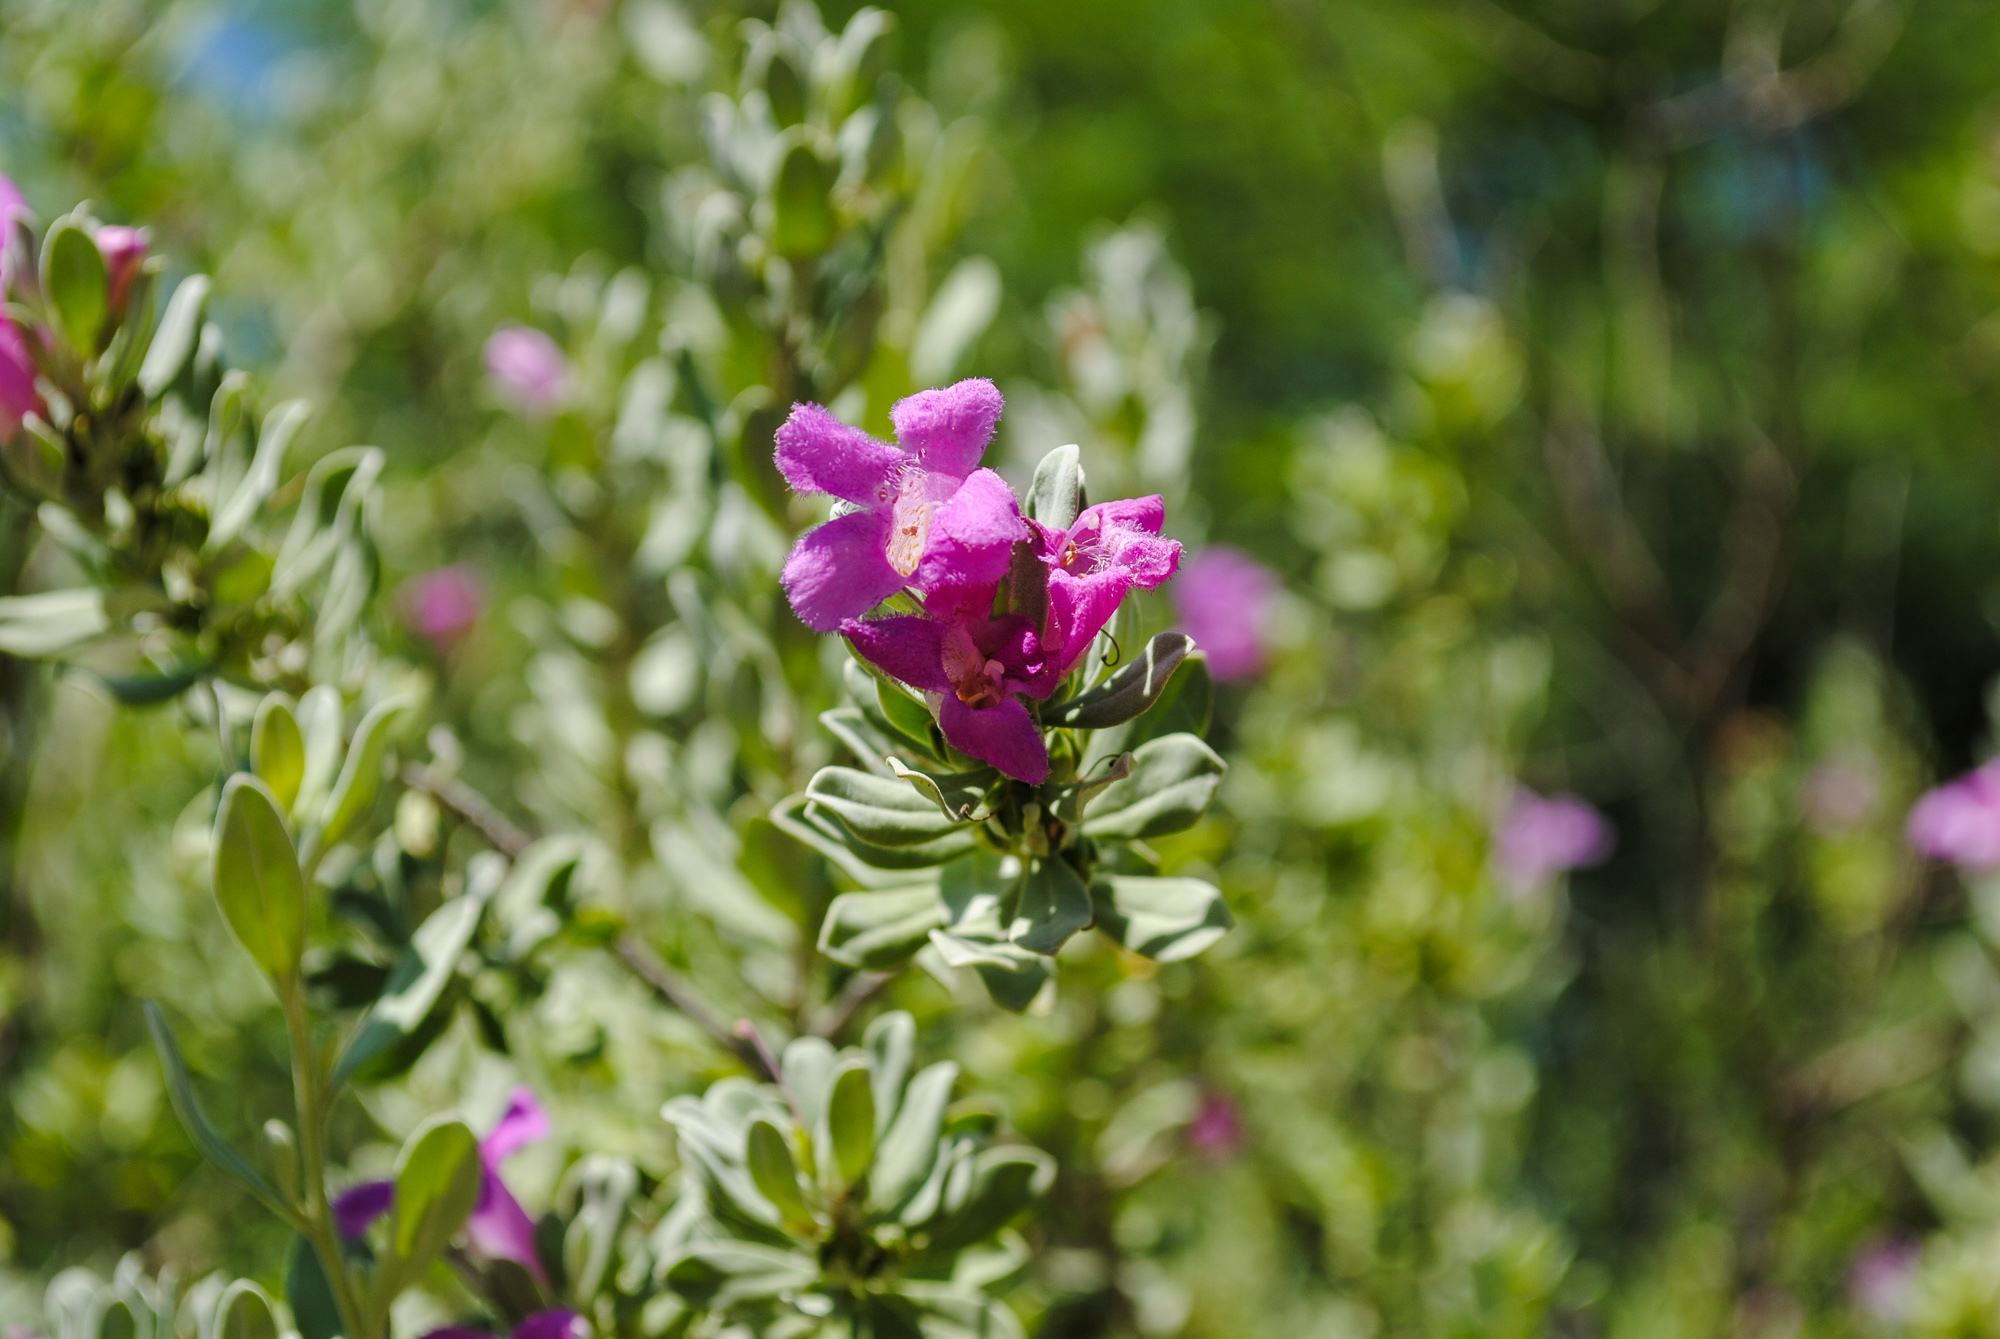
9;0;2000;1334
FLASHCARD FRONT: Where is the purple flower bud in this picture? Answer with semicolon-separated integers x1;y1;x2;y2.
1801;758;1879;835
1494;787;1613;887
1908;762;2000;869
1172;546;1278;683
1847;1238;1919;1322
1186;1089;1245;1161
94;224;148;313
0;319;42;440
485;325;570;416
0;173;29;296
397;565;487;652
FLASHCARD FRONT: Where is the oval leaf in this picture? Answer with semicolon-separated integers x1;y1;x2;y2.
211;774;306;984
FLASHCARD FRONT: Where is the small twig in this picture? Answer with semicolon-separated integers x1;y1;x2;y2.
811;972;894;1041
401;763;531;859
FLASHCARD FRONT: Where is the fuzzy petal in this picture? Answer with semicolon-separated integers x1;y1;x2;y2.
482;1086;550;1164
467;1170;548;1283
844;615;952;695
889;379;1003;478
782;508;907;631
774;403;907;504
333;1179;395;1240
0;321;41;437
938;695;1049;783
1079;495;1165;536
913;468;1027;597
512;1313;586;1339
1044;569;1131;681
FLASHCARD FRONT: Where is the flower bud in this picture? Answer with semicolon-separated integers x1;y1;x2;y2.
0;320;42;440
484;325;569;416
94;224;149;313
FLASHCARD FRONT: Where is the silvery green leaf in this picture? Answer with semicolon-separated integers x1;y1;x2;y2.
865;1011;916;1133
315;697;408;853
138;274;209;398
1009;857;1092;955
780;1035;839;1129
745;1118;812;1224
661;1242;817;1308
560;1156;638;1303
1090;875;1232;961
204;1281;279;1339
1026;443;1083;532
923;1148;1055;1255
773;794;975;883
873;1060;958;1214
926;932;1049;1013
1078;733;1225;840
887;758;995;822
1046;632;1194;730
820;887;948;969
206;400;308;553
0;589;109;657
911;256;1000;385
806;767;966;848
491;835;584;959
210;775;305;986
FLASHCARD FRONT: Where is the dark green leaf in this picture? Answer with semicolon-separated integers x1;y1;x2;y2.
1046;632;1193;730
769;136;837;258
389;1117;484;1278
333;865;494;1085
1010;857;1093;954
42;219;108;352
283;1237;340;1339
824;1061;877;1188
1078;733;1225;840
745;1118;810;1222
144;1003;292;1219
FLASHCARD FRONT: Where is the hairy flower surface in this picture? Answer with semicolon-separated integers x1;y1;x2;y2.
334;1087;552;1284
776;378;1025;630
846;603;1051;782
1030;495;1182;679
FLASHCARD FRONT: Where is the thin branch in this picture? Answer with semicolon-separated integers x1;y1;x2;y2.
811;971;895;1041
401;763;531;859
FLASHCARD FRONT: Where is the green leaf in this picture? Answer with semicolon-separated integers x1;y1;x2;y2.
388;1117;484;1279
1046;632;1193;730
824;1061;877;1189
1090;875;1232;961
745;1118;811;1223
491;835;584;960
769;135;838;258
865;1011;916;1130
207;1282;279;1339
773;794;974;883
560;1156;638;1302
819;886;948;969
888;758;996;822
1078;733;1226;840
1026;443;1084;531
283;1238;340;1339
208;400;309;553
143;1003;291;1218
292;685;345;818
807;766;967;847
875;675;941;755
927;1148;1055;1254
874;1060;958;1213
42;219;108;352
211;774;306;985
661;1243;817;1308
333;862;495;1085
0;589;109;657
316;698;407;852
1010;857;1093;954
251;695;306;814
138;274;209;398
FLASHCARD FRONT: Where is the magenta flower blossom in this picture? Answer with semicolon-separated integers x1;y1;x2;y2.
1029;496;1182;677
775;379;1026;631
847;604;1052;783
0;319;41;440
485;326;570;416
0;173;29;293
1494;787;1613;887
1186;1089;1245;1161
425;1312;585;1339
1172;546;1278;683
94;225;148;313
397;564;487;652
1908;761;2000;869
1847;1238;1919;1323
334;1087;552;1284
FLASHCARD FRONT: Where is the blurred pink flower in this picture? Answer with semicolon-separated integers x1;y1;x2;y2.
94;224;148;312
1173;545;1278;683
1801;758;1880;835
1186;1089;1244;1160
1907;761;2000;869
398;565;486;651
0;319;41;440
1495;787;1613;887
0;173;29;293
485;325;569;415
1847;1238;1919;1323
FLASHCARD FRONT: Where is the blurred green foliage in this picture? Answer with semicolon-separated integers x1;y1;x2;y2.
9;0;2000;1335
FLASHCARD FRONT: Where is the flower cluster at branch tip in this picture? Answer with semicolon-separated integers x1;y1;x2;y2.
485;325;570;417
1173;546;1279;683
776;379;1182;782
1907;760;2000;869
1494;787;1612;888
334;1087;551;1283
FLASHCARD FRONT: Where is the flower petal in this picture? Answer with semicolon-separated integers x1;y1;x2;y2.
482;1086;550;1165
890;378;1003;478
1044;568;1131;681
938;695;1049;783
512;1313;586;1339
467;1169;549;1283
1079;495;1165;536
782;508;907;631
0;321;42;436
913;468;1027;598
332;1179;394;1241
843;615;952;695
774;403;907;504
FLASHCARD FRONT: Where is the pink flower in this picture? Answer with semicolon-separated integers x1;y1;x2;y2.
1030;496;1182;679
0;320;41;440
485;325;570;416
397;565;486;651
776;379;1026;630
1172;546;1278;683
0;173;30;294
94;225;148;313
424;1313;585;1339
1801;758;1879;835
1847;1239;1919;1322
1495;787;1612;887
1186;1089;1245;1160
334;1087;552;1284
1908;762;2000;869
